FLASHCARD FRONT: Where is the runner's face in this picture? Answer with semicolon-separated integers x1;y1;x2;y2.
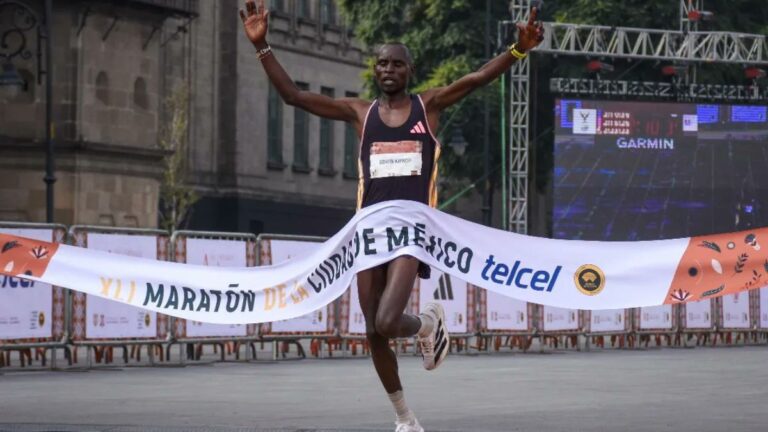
374;45;412;95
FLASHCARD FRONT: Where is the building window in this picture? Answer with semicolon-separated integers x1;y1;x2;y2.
133;77;149;110
320;0;336;26
319;87;335;175
343;91;359;179
296;0;311;19
95;71;109;105
267;83;284;168
292;81;310;172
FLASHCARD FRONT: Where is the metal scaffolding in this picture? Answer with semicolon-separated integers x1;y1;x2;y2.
505;0;767;234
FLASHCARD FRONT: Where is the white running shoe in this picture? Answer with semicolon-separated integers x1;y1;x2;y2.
395;412;424;432
419;302;449;371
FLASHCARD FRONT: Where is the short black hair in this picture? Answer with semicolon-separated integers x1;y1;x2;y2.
376;42;413;66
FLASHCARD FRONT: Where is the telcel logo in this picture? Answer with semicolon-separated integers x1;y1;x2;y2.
481;255;562;292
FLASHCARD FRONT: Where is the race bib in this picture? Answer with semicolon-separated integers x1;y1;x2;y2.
369;141;423;179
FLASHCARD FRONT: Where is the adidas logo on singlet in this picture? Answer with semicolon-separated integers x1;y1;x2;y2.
410;121;427;134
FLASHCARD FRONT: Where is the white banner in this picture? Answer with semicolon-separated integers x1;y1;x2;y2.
720;292;750;329
760;288;768;329
267;240;328;333
684;300;712;329
0;228;53;339
541;306;579;332
589;309;625;333
346;277;366;335
485;292;529;331
418;271;468;333
2;201;768;325
184;238;247;337
85;234;158;339
638;305;674;330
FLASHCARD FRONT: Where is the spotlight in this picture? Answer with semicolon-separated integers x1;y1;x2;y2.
745;67;766;80
687;10;714;22
586;60;614;74
661;65;688;77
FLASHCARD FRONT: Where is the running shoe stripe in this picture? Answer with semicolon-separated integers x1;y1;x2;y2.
435;338;448;360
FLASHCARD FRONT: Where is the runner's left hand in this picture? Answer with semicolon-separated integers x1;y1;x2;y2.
516;7;545;52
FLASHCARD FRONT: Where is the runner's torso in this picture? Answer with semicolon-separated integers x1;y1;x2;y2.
357;94;441;209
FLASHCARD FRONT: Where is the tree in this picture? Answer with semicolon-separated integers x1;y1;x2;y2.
158;85;198;232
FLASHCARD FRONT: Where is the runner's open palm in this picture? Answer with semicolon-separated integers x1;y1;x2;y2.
239;0;269;45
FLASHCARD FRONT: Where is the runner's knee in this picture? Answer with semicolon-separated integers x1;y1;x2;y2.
375;311;400;339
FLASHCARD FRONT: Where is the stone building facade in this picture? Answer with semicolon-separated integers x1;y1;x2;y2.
1;0;364;236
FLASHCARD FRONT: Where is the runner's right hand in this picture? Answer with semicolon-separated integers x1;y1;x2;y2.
239;0;269;46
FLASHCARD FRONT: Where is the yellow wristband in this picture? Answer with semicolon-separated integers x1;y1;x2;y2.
509;43;528;60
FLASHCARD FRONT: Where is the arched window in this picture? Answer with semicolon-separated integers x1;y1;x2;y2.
95;71;109;105
133;77;149;110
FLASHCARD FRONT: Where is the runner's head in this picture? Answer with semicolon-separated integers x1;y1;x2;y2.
374;43;414;96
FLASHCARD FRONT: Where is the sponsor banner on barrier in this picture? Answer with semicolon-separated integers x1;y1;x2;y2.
2;200;768;324
760;288;768;329
184;238;248;337
267;240;329;333
0;229;54;339
684;299;713;329
485;292;529;331
638;305;674;330
418;271;468;334
347;277;366;335
589;309;625;333
85;234;158;339
542;306;579;332
720;292;750;329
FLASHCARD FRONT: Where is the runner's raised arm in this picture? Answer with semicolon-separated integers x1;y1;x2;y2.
239;0;365;124
422;7;544;113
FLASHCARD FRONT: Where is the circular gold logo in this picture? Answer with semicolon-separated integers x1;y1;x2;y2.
144;313;151;327
38;312;45;327
574;264;605;296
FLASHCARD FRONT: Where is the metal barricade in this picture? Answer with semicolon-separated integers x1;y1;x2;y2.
536;306;585;351
679;299;717;346
256;234;340;359
0;222;68;368
716;292;757;345
633;305;680;348
168;230;259;362
476;290;537;352
68;225;171;367
584;309;633;350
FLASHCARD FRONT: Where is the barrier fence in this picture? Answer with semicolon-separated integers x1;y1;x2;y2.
169;230;259;362
68;225;170;367
1;222;767;369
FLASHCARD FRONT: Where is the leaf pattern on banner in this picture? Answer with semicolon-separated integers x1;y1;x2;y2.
699;241;721;253
2;240;20;253
734;253;748;274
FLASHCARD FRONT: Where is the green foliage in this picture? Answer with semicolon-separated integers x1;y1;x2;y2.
158;85;198;232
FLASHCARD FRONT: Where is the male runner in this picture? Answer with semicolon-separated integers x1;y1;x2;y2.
240;2;543;430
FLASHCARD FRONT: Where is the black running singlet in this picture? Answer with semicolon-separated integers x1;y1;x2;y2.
357;94;441;210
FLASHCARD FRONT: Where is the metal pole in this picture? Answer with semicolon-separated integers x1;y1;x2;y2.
482;0;491;227
44;0;55;223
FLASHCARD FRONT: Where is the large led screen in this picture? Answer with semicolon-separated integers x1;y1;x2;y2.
554;99;768;240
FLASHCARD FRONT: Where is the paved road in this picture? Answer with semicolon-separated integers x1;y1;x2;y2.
1;347;767;431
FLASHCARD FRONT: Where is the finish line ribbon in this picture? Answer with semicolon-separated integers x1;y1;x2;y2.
1;200;766;324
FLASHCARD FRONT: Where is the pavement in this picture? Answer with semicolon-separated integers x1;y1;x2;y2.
1;346;767;432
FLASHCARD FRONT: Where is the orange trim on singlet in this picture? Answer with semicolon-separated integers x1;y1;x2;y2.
428;145;441;208
416;95;442;208
355;102;378;211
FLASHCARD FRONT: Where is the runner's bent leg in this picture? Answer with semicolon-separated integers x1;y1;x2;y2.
358;264;402;393
375;256;421;339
